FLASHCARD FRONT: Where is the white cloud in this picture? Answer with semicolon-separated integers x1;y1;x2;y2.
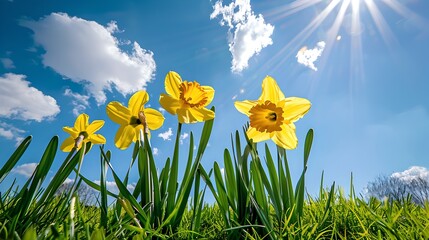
93;180;135;194
1;58;15;69
11;163;38;177
14;137;24;147
0;127;14;139
391;166;429;183
180;132;189;144
127;183;136;193
64;88;90;116
158;128;173;141
158;107;166;114
211;0;274;73
232;88;246;100
94;180;118;194
106;21;120;33
0;122;26;145
0;73;60;121
21;13;156;105
63;178;74;184
296;41;326;71
153;147;159;155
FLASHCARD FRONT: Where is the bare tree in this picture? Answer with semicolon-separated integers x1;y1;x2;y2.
56;180;97;206
366;175;429;205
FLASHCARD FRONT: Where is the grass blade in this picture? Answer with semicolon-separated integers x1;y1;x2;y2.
0;136;32;183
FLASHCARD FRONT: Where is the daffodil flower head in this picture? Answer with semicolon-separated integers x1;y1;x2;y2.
234;76;311;149
61;113;106;152
159;71;215;124
106;90;165;150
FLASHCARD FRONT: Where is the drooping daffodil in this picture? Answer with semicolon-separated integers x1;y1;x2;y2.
61;113;106;152
106;90;164;150
234;76;311;149
159;71;215;124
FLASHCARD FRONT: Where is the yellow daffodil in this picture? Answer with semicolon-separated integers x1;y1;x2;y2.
159;71;215;124
106;90;164;150
61;113;106;152
234;76;311;149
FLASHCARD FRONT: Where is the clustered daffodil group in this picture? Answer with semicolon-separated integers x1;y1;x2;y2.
61;72;310;152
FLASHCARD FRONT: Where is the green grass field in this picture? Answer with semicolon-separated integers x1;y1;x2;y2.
1;102;429;239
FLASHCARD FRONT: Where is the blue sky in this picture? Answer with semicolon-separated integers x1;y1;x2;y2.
1;0;429;200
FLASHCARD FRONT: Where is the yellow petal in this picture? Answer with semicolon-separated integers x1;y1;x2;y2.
201;86;214;106
143;108;165;130
88;134;106;144
86;120;104;135
259;76;285;103
246;127;271;142
63;126;78;139
60;136;75;152
74;113;89;132
272;124;298;149
282;97;311;122
106;101;130;126
133;125;145;142
191;107;215;121
159;93;181;115
114;125;136;150
176;108;196;123
176;107;215;123
234;100;258;116
165;71;182;99
128;91;149;117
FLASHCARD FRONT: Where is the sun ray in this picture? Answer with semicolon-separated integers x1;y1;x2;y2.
318;0;352;71
351;0;362;36
267;0;323;21
258;0;426;89
349;2;365;120
381;0;428;30
350;0;365;83
364;0;398;49
260;0;342;73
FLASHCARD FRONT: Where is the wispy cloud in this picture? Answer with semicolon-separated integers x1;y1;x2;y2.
158;128;173;141
153;147;159;155
1;58;15;69
211;0;274;73
11;163;38;177
296;41;326;71
21;13;156;105
93;180;135;194
0;73;60;121
391;166;429;183
180;132;189;144
232;88;246;100
63;88;90;116
0;122;26;145
0;127;14;139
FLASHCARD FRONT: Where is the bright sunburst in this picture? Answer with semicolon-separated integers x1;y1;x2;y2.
263;0;426;77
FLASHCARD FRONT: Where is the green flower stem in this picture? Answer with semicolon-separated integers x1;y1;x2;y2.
166;122;182;218
69;143;86;201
